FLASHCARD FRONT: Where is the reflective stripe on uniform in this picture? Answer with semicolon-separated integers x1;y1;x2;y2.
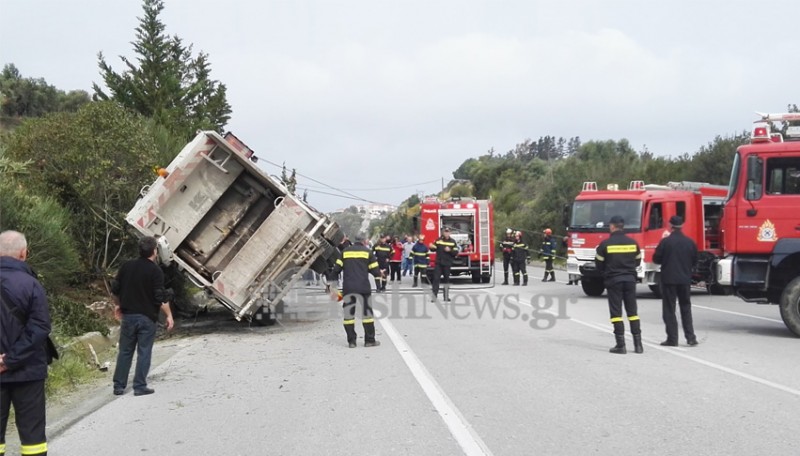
628;315;640;321
606;244;637;254
0;443;5;454
343;251;370;259
336;259;344;266
436;240;457;247
412;252;428;256
343;319;355;325
635;252;642;260
415;264;428;268
21;443;47;455
362;318;375;324
610;317;624;323
368;261;379;269
595;254;605;261
374;246;391;251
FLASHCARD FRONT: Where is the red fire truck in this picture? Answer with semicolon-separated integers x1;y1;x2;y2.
708;112;800;336
565;180;728;297
418;197;495;283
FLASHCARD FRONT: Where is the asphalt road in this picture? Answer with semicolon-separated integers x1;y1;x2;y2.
46;265;800;456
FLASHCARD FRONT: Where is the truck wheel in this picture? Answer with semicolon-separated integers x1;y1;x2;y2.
471;271;481;283
648;285;662;299
581;278;605;297
481;275;491;284
779;277;800;337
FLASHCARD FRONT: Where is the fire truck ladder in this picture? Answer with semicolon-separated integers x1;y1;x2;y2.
478;201;492;278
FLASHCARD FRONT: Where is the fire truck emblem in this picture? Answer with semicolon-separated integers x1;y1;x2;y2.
426;218;435;230
757;219;778;242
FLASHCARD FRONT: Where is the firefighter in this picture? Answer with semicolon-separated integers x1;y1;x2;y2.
429;227;459;302
411;234;430;288
330;234;382;348
373;234;392;292
540;228;557;282
511;231;528;286
595;216;643;354
500;228;515;285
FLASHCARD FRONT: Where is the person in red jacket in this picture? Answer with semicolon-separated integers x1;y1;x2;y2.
389;236;404;283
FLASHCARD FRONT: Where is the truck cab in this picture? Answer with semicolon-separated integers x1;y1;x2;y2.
713;112;800;335
567;181;727;297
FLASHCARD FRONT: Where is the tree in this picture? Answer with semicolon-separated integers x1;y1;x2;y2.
0;63;90;120
93;0;231;139
4;101;163;277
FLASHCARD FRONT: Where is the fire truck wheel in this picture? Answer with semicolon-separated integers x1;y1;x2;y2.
581;278;605;297
779;277;800;337
471;271;481;284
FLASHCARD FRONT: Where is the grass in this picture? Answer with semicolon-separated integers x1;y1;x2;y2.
45;336;107;398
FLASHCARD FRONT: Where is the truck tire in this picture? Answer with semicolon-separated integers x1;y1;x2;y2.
471;271;481;284
779;276;800;337
581;278;605;297
481;274;491;284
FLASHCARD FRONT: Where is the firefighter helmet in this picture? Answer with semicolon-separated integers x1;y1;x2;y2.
544;228;552;235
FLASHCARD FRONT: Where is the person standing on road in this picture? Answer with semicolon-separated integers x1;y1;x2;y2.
373;235;392;292
402;235;414;277
500;229;515;285
511;231;529;286
331;234;382;348
540;228;557;282
653;216;699;347
0;230;51;456
430;228;459;302
595;216;643;354
111;236;175;396
410;235;430;287
389;236;404;283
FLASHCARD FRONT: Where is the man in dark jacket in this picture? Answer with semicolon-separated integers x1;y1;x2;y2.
540;228;557;282
410;234;430;288
331;234;382;348
111;236;174;397
0;230;51;456
653;216;699;347
373;235;392;292
429;228;459;302
595;216;643;354
500;229;515;285
511;231;528;286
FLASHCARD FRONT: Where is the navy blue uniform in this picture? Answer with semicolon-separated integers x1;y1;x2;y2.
596;231;642;337
332;243;381;344
654;229;699;344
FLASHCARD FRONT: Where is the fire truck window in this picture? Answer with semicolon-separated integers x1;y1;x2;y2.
676;202;686;221
766;158;800;195
648;203;663;230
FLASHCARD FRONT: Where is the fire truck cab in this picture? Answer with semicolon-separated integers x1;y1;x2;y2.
566;180;728;297
711;112;800;336
418;197;494;283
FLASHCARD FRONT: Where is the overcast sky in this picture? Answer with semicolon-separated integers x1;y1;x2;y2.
1;0;798;212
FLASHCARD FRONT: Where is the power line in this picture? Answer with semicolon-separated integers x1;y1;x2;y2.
296;178;440;192
259;158;394;206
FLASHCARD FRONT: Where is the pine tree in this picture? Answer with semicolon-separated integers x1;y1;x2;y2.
93;0;231;139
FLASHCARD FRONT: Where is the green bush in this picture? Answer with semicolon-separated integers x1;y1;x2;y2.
50;294;110;337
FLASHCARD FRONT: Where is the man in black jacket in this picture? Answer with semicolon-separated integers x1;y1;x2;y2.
0;230;51;456
500;229;515;285
111;236;174;397
331;234;382;347
430;228;459;302
595;216;643;354
653;216;699;347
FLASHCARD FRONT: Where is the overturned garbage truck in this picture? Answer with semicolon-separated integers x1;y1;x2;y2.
126;131;343;324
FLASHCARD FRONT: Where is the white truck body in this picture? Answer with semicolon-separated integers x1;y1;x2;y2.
126;131;342;323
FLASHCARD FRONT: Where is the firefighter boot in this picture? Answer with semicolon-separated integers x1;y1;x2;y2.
609;335;627;354
522;274;528;286
548;271;556;282
513;273;520;286
444;286;451;302
412;276;418;287
633;334;644;354
344;322;357;348
502;272;509;285
364;321;379;347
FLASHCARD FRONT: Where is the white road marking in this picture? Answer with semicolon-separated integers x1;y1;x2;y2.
379;317;494;456
693;305;784;324
482;290;800;398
